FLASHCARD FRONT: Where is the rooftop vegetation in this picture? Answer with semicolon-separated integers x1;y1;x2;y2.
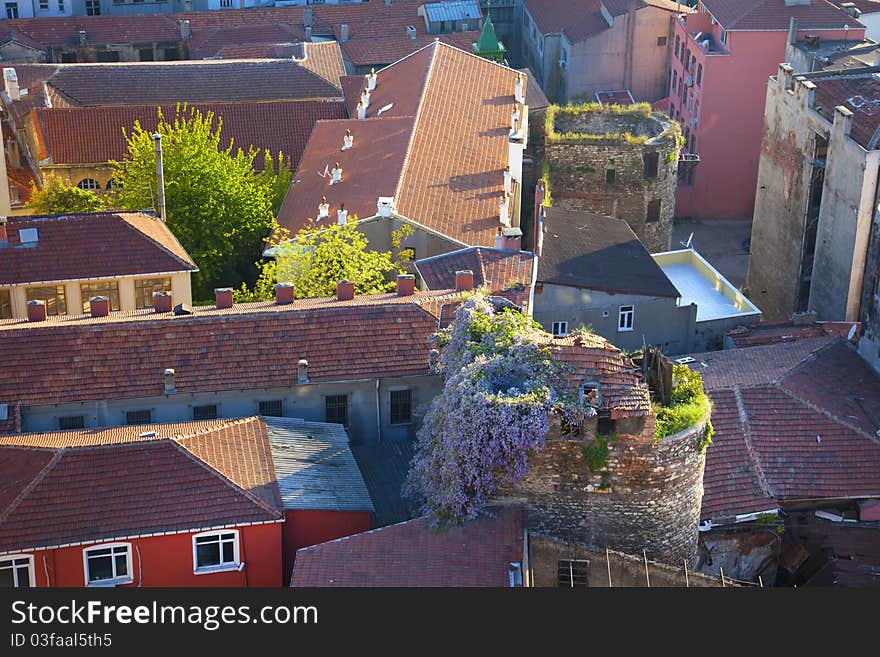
653;364;713;451
545;101;672;145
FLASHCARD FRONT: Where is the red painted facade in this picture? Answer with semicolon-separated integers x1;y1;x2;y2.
282;510;372;585
14;522;282;588
665;4;863;220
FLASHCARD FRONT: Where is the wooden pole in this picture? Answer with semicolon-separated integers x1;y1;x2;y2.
569;560;574;588
719;566;725;587
758;575;764;588
606;547;612;588
683;559;689;588
643;549;651;588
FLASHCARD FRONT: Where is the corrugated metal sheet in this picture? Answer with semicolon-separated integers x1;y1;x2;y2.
267;417;375;513
424;0;481;23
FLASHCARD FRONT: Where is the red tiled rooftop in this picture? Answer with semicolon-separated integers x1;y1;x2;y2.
0;211;196;286
701;0;862;30
812;73;880;149
415;247;534;294
0;417;282;553
725;319;860;347
339;31;480;67
291;506;523;586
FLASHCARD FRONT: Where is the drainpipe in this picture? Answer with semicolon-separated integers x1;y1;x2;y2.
375;378;382;443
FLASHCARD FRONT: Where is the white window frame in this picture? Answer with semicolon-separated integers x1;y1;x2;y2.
618;306;634;332
551;321;569;336
83;542;133;587
0;554;36;588
192;529;241;575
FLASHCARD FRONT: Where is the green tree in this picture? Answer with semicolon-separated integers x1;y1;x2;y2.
255;151;293;215
110;105;279;301
27;176;107;214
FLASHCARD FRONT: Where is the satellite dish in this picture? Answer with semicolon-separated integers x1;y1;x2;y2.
848;323;857;341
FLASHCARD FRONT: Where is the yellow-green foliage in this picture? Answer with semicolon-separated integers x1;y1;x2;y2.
545;102;656;145
653;365;713;450
540;160;552;206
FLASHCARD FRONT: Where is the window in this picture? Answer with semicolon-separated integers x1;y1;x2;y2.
106;178;122;190
59;415;85;430
691;55;696;74
85;0;100;15
58;0;64;10
557;560;588;587
604;169;616;192
77;178;100;190
26;286;66;316
646;199;662;224
259;399;283;417
325;394;348;426
125;409;152;425
193;531;239;573
220;0;232;6
672;69;677;91
643;152;659;180
84;544;131;586
39;0;48;9
657;36;667;46
135;278;171;309
694;100;699;122
618;305;634;332
696;63;703;87
5;3;19;19
0;555;34;588
138;48;154;62
193;404;218;421
80;281;120;314
0;289;10;319
674;35;680;57
551;321;569;336
390;389;412;425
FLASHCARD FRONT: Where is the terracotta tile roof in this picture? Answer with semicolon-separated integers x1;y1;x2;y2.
3;14;180;48
187;23;306;59
518;68;550;110
291;505;523;586
524;0;611;42
0;290;456;407
726;319;860;347
36;100;347;167
278;42;521;248
811;72;880;149
0;211;197;286
701;0;861;30
213;42;304;60
0;416;282;553
339;31;480;67
296;41;346;90
416;247;534;291
538;208;680;297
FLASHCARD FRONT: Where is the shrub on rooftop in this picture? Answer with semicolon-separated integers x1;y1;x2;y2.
653;364;713;450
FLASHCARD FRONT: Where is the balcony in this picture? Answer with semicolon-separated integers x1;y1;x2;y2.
678;13;730;56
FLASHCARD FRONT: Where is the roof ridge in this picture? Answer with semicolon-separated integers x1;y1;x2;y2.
0;448;64;527
172;438;282;518
116;212;198;272
732;385;776;498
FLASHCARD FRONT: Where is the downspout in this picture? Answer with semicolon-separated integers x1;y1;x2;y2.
42;555;50;588
375;378;382;443
135;544;143;587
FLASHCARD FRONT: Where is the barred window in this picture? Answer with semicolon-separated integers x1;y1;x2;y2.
193;404;218;421
325;394;348;426
125;409;152;425
59;415;85;430
557;560;589;587
390;389;412;425
259;400;283;417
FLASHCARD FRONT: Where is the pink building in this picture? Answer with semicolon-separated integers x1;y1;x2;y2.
663;0;863;220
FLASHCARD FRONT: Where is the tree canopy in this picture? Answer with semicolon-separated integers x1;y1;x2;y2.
27;176;107;215
110;105;289;301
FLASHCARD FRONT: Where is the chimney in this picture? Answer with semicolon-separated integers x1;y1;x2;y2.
396;273;415;296
337;203;348;224
78;30;87;47
777;63;794;91
503;165;512;194
179;20;191;41
367;67;377;91
833;104;854;139
495;227;522;251
89;296;109;318
787;17;799;46
336;279;355;301
536;206;545;257
357;100;367;120
455;270;474;292
499;194;510;227
407;25;417;40
361;87;370;109
303;8;314;27
305;25;312;41
184;0;192;10
331;162;343;184
297;358;310;384
340;23;350;42
3;68;20;102
27;299;46;322
797;77;816;109
215;287;233;310
164;368;176;394
275;282;294;305
318;195;330;219
791;310;818;326
153;290;173;313
0;217;7;244
510;104;521;134
515;73;525;104
377;196;394;217
342;129;353;150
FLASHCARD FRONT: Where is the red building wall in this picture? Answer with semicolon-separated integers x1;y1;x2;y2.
282;510;371;585
24;522;282;588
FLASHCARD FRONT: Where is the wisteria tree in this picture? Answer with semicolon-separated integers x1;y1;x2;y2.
404;294;585;525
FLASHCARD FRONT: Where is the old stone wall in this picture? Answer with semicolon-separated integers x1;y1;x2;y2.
498;412;709;566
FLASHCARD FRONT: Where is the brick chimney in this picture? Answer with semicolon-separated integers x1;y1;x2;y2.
3;68;20;102
275;282;294;305
89;296;109;318
153;290;173;313
0;217;7;244
495;227;522;251
27;299;46;322
297;358;310;384
336;280;355;301
164;368;176;394
455;270;474;292
215;287;233;310
396;273;415;296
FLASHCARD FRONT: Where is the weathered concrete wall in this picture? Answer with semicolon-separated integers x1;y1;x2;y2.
533;282;696;354
499;411;709;566
858;217;880;373
529;533;722;587
697;528;780;584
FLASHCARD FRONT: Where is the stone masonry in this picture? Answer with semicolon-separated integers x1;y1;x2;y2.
544;106;679;253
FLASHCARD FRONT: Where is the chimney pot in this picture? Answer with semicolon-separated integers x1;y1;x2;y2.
275;282;295;305
305;25;312;40
342;129;353;150
515;73;525;104
26;299;46;322
337;203;348;225
367;67;377;91
396;274;415;296
455;270;474;292
377;196;394;217
164;368;176;394
357;100;367;120
331;162;343;184
318;196;330;219
0;217;7;243
297;358;310;384
152;290;173;313
215;287;233;310
179;19;191;41
3;68;20;102
89;295;109;318
336;279;355;301
340;23;350;42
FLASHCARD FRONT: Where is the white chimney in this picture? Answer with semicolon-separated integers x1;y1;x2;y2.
510;104;521;134
340;23;350;42
361;87;370;109
377;196;394;217
164;368;176;394
297;358;309;384
3;68;20;102
78;30;87;46
407;25;417;40
503;165;512;194
337;204;348;225
331;162;342;184
305;25;312;41
357;100;367;120
179;19;191;41
318;196;329;219
515;73;525;104
342;129;353;150
367;68;377;91
499;194;510;227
